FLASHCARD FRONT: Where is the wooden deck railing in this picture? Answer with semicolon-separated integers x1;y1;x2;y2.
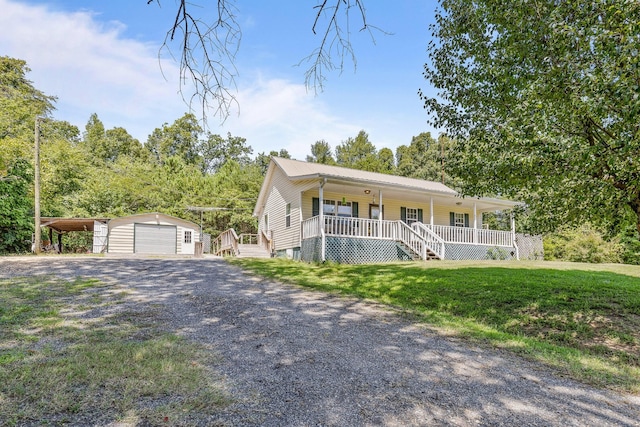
212;228;239;256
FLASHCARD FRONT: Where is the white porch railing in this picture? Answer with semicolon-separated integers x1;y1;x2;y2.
301;216;514;248
411;222;446;259
426;224;513;247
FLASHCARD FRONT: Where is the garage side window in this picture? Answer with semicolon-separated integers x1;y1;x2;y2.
184;230;192;244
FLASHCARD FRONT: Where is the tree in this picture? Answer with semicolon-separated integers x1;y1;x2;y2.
395;132;458;186
255;149;292;174
201;132;252;174
145;113;203;167
421;0;640;233
147;1;379;121
0;160;33;253
335;130;380;171
307;140;336;165
377;147;395;174
0;56;56;169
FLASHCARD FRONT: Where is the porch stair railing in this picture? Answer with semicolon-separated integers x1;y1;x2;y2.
411;222;446;260
213;228;239;256
302;216;443;261
213;229;271;258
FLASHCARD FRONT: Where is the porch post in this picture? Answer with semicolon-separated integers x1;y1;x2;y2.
378;190;383;237
430;197;434;226
511;211;519;260
473;202;478;244
320;180;326;262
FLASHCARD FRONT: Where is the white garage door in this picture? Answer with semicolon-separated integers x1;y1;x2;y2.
134;224;177;254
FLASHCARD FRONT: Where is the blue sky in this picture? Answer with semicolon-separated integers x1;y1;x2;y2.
1;0;440;160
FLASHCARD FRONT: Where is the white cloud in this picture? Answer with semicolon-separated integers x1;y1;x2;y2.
0;0;188;137
0;0;364;158
217;76;361;159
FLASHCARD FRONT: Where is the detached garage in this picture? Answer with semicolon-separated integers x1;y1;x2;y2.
107;213;199;255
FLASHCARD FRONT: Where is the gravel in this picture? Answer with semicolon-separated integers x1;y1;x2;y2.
1;256;639;426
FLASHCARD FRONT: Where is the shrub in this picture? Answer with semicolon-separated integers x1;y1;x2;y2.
618;225;640;265
543;224;623;263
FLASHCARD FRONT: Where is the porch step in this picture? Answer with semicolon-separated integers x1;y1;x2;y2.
398;242;441;261
237;244;271;258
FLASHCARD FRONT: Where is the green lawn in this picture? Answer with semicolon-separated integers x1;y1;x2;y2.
229;258;640;393
0;276;229;426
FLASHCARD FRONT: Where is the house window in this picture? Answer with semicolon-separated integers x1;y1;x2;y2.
184;230;192;244
285;203;291;228
337;201;352;217
323;199;336;216
454;213;465;227
406;208;419;224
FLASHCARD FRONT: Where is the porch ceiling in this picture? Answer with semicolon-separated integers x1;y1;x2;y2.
320;181;519;211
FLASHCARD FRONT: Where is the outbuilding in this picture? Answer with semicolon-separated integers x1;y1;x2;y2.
107;213;199;255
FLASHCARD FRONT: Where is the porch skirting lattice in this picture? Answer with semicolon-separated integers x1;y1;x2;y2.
516;233;544;260
301;236;413;264
300;234;543;264
444;243;516;260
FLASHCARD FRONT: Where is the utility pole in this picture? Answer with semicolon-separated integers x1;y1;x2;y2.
34;117;42;254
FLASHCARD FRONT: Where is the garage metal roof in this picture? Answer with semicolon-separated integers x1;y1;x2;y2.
40;217;110;233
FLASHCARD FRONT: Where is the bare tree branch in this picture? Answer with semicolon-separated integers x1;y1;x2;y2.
302;0;386;94
151;0;241;124
148;0;383;121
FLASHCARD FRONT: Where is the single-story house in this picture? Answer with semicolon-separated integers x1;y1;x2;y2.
252;157;542;263
107;212;200;255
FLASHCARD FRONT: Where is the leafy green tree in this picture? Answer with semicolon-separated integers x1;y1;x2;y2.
377;147;395;174
40;121;88;216
335;130;381;172
0;160;33;253
145;113;203;168
306;140;336;165
255;149;292;174
395;132;458;186
0;56;56;169
201;132;253;174
106;127;145;160
422;0;640;233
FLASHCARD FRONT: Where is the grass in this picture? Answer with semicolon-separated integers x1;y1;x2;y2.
229;258;640;393
0;276;230;426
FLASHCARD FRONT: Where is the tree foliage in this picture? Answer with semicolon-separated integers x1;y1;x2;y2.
422;0;640;233
335;130;380;171
306;140;336;165
0;160;33;253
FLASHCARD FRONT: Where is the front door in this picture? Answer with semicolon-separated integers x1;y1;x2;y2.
369;204;383;220
182;230;195;255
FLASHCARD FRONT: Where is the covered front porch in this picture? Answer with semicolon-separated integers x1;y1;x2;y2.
298;178;524;263
301;215;519;263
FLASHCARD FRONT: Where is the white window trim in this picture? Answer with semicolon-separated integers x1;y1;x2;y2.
285;203;291;228
406;207;418;224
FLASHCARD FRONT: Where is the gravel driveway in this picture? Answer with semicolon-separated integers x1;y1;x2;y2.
1;256;639;426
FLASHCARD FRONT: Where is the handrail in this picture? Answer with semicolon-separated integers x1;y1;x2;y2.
427;224;513;247
239;233;258;245
259;229;273;254
212;228;239;256
412;222;446;259
396;221;428;260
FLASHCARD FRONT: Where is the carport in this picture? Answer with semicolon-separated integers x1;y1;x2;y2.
39;217;110;253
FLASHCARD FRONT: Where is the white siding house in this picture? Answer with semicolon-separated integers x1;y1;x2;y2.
251;157;542;263
107;213;199;255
